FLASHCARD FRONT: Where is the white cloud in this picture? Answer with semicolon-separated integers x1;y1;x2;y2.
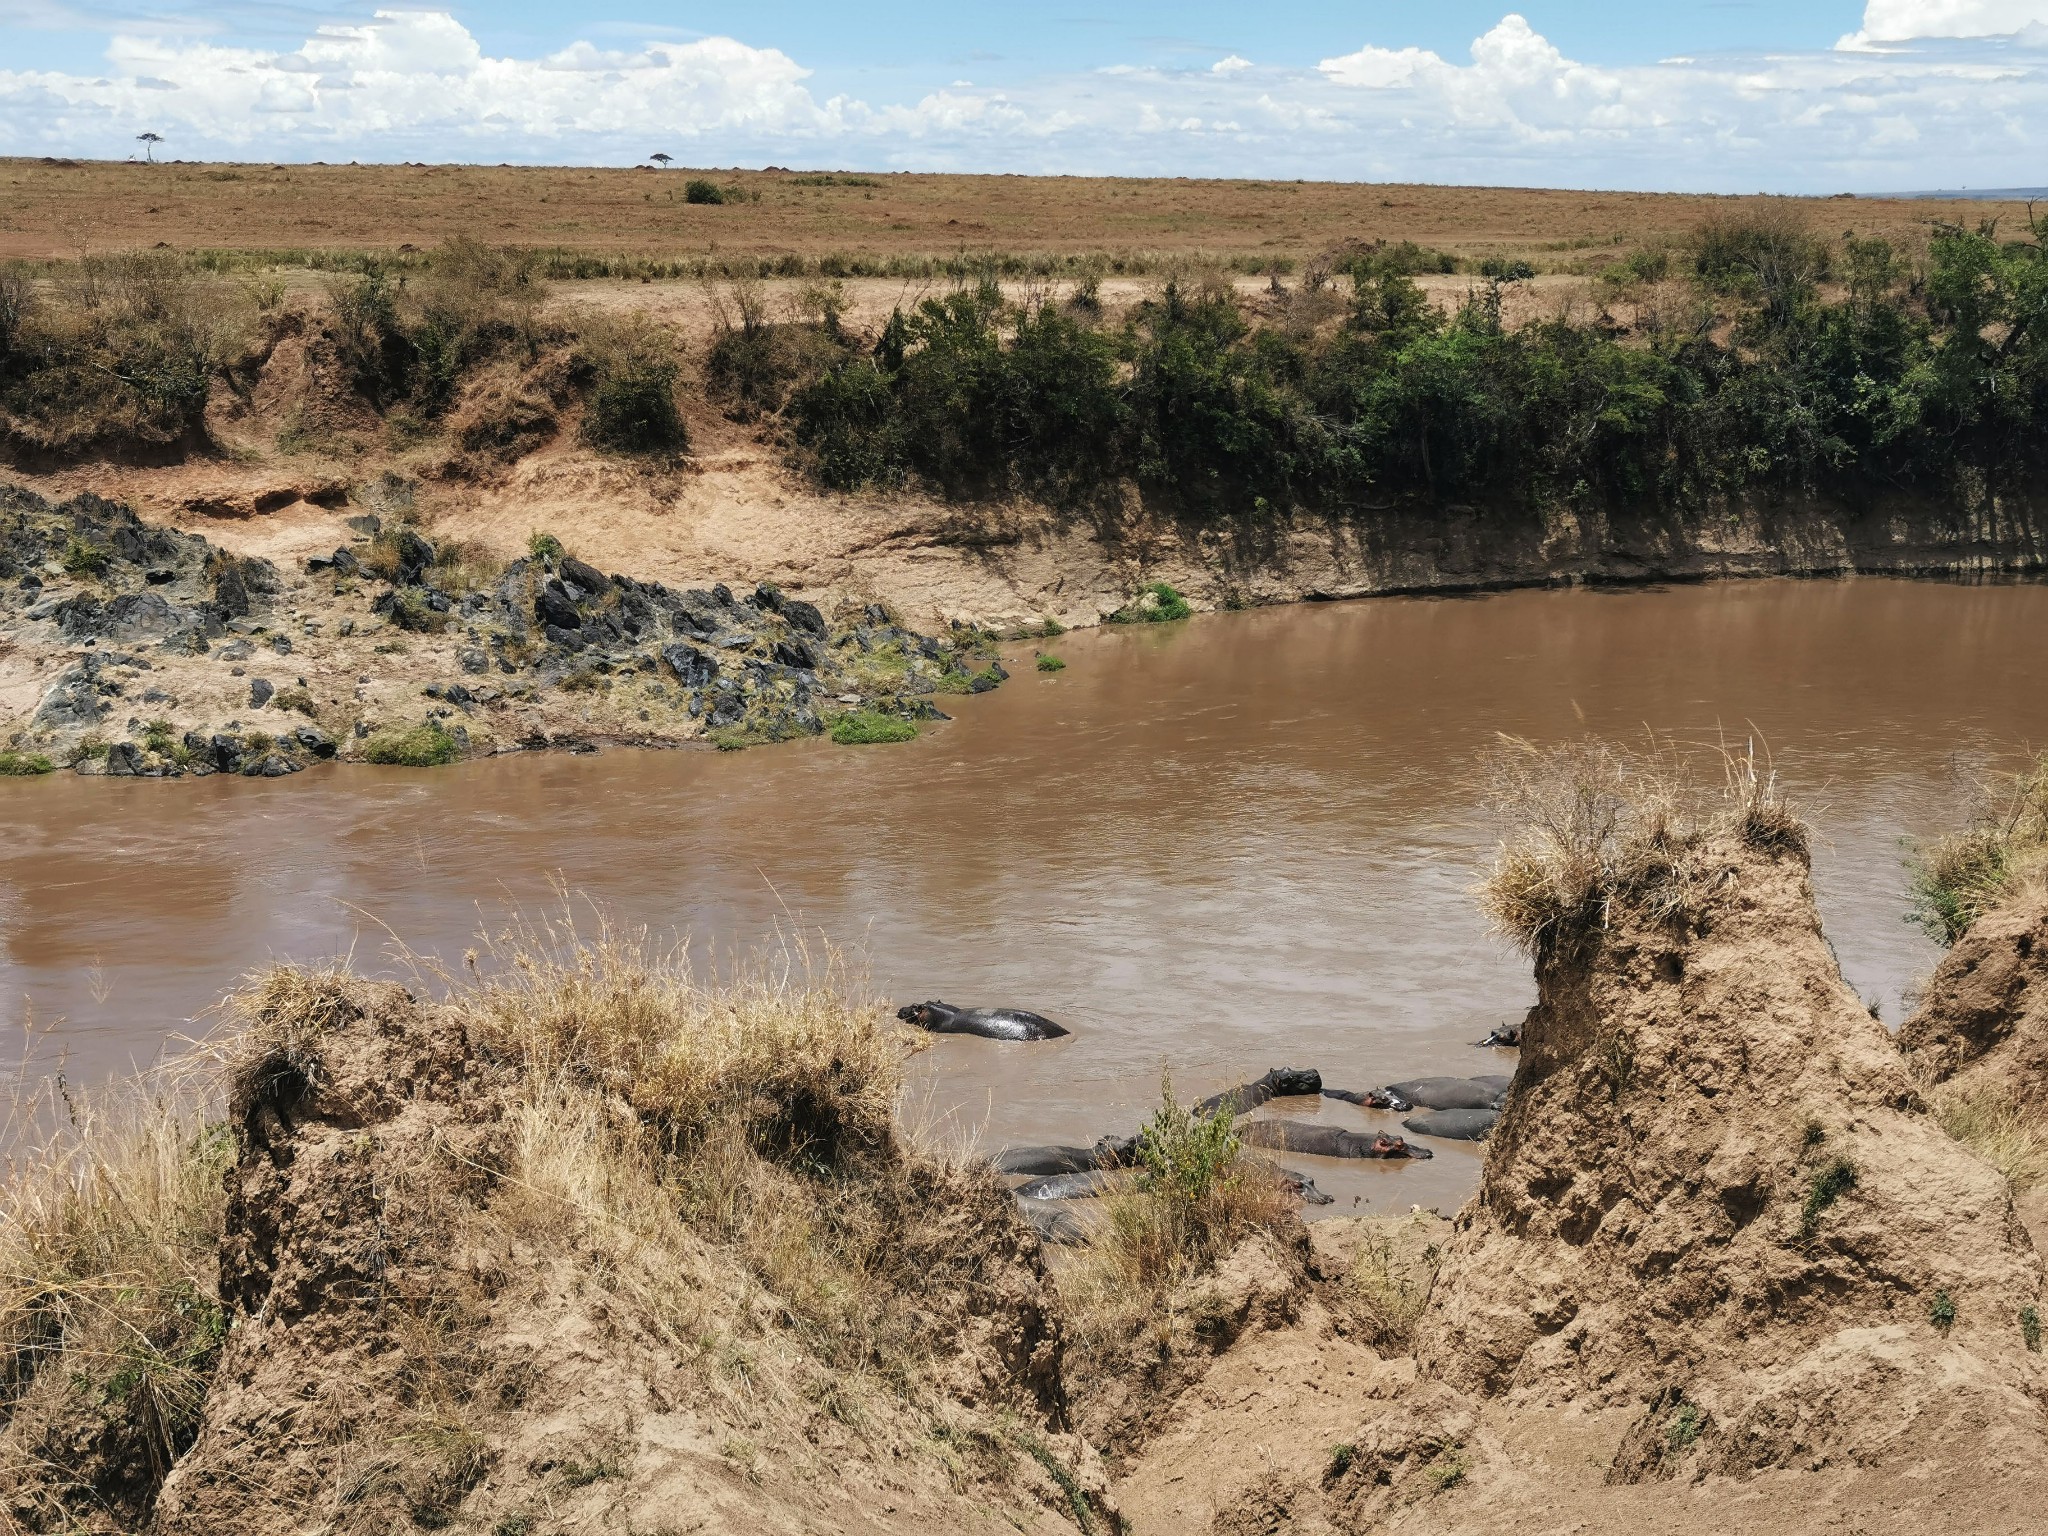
1853;2;2048;42
1;8;2046;191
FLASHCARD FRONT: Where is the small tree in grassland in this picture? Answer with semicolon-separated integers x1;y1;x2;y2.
137;131;162;162
650;152;673;169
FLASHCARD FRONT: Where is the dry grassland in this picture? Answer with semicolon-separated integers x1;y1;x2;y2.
1;156;2030;270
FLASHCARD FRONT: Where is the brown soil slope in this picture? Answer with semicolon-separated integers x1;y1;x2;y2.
132;978;1102;1536
1900;889;2048;1115
1105;829;2048;1533
2;158;2026;267
1421;827;2047;1472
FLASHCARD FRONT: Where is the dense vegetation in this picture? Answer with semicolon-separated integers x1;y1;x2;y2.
786;214;2048;518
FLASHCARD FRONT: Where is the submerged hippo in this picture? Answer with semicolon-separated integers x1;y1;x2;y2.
897;1000;1070;1041
1402;1108;1499;1142
1016;1195;1089;1246
1385;1076;1506;1111
1254;1162;1335;1205
993;1135;1138;1176
1196;1067;1322;1118
1016;1169;1126;1200
1238;1120;1432;1160
1474;1022;1523;1047
1321;1086;1412;1112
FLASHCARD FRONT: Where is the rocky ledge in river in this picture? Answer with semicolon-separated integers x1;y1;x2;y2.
0;482;1004;779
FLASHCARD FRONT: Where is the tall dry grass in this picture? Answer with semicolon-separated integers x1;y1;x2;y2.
1930;1083;2048;1194
1479;733;1802;956
0;1059;232;1516
1908;753;2048;945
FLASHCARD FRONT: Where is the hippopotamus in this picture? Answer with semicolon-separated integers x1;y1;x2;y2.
1016;1195;1089;1246
1196;1067;1322;1118
1402;1108;1499;1142
1385;1077;1506;1111
897;1001;1070;1041
1471;1074;1514;1096
992;1136;1138;1176
1254;1162;1335;1205
1015;1169;1126;1200
1474;1022;1522;1047
1238;1120;1432;1159
1321;1086;1412;1112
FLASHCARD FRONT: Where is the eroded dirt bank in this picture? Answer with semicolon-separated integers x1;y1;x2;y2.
8;779;2048;1533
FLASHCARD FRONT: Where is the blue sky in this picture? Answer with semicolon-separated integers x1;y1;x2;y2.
3;2;2047;189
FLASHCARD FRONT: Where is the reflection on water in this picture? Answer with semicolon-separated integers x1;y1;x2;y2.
4;577;2045;1213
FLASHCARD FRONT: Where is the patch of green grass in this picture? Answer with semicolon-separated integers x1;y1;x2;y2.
830;710;917;745
1036;654;1066;672
1326;1443;1356;1481
269;687;315;717
0;749;55;776
141;718;176;754
526;531;563;564
1800;1155;1857;1239
74;732;109;762
1666;1402;1705;1451
1037;615;1065;637
1012;1432;1094;1536
1425;1444;1468;1492
361;722;461;767
60;535;111;578
2021;1304;2041;1353
242;730;274;754
1929;1289;1957;1334
1107;581;1192;625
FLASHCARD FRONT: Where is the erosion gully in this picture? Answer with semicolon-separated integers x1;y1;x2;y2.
6;577;2046;1213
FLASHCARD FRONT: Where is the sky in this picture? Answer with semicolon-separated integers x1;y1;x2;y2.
1;2;2046;191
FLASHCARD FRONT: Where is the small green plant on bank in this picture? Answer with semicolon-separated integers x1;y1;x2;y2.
527;531;563;564
1037;615;1065;637
1800;1155;1857;1239
1426;1443;1469;1492
272;686;318;717
362;721;461;766
1908;753;2048;944
1666;1402;1705;1451
0;749;55;775
1108;581;1191;625
830;710;916;745
61;535;111;577
1326;1443;1356;1481
2021;1305;2042;1352
1929;1289;1958;1333
1036;654;1066;672
1014;1432;1096;1535
142;718;176;754
74;732;110;762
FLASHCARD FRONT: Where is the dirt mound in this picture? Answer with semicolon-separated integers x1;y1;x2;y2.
1418;827;2048;1478
1900;887;2048;1114
134;972;1102;1536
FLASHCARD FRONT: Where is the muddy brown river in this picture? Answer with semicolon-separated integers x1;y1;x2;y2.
5;578;2047;1213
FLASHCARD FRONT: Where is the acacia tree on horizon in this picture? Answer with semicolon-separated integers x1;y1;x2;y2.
137;131;162;162
650;152;673;168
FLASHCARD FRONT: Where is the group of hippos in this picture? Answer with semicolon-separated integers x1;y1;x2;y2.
896;1000;1524;1246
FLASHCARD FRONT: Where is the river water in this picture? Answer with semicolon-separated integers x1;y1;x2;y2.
5;578;2046;1213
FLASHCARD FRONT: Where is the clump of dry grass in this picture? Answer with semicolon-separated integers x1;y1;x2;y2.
0;1064;233;1524
1341;1216;1445;1350
1930;1083;2048;1194
453;912;910;1166
1908;753;2048;946
1479;733;1801;957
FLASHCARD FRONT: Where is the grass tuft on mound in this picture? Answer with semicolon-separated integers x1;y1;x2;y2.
1479;734;1801;959
830;710;917;745
1908;753;2048;945
361;721;462;766
1107;581;1191;625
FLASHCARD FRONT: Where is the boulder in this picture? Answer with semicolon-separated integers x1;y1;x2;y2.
536;579;582;631
772;636;819;671
661;643;719;689
249;678;274;709
103;741;142;776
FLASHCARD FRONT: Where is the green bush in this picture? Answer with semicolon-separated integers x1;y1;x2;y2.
684;179;725;206
584;352;687;455
1108;581;1192;624
829;710;917;745
0;749;55;776
1929;1288;1957;1333
2022;1304;2042;1353
361;722;462;767
61;535;111;577
1036;654;1066;672
527;531;562;564
1479;257;1537;281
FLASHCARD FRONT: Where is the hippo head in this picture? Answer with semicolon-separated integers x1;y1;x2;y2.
1378;1090;1413;1113
896;1002;936;1028
1375;1132;1427;1160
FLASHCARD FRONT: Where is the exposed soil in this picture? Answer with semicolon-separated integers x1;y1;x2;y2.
1901;888;2048;1115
